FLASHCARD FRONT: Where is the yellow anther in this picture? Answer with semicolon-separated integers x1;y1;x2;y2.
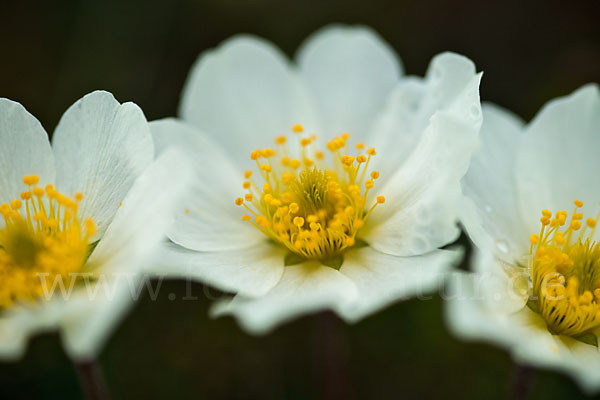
289;203;300;214
23;175;39;185
250;150;260;160
370;171;380;179
293;217;305;227
542;209;552;218
271;199;282;207
244;170;253;179
264;194;273;204
20;192;31;200
242;215;251;221
275;136;287;145
75;192;84;201
315;151;324;160
346;237;355;246
281;192;293;204
571;220;582;230
354;219;364;228
356;142;365;150
575;200;584;208
260;164;272;172
365;180;374;190
10;200;22;210
85;218;97;236
376;196;386;204
243;181;251;189
540;217;550;226
292;124;304;133
555;232;566;245
235;197;244;206
256;216;270;228
263;184;272;193
304;158;314;167
341;156;355;165
357;155;367;163
367;148;376;156
341;133;350;140
33;187;44;197
530;234;539;245
290;159;301;169
300;138;311;147
245;193;253;202
587;218;597;228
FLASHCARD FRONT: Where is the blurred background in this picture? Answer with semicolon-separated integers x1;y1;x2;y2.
1;0;599;398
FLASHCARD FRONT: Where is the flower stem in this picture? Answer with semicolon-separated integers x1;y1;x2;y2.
75;359;111;400
509;364;535;400
315;312;354;400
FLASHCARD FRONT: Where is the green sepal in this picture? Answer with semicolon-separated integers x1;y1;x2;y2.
526;299;540;314
352;238;369;249
87;240;100;260
574;332;599;348
321;254;344;270
284;252;305;266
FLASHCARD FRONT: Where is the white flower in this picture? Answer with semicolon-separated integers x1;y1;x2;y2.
0;91;191;360
152;25;482;334
446;84;600;393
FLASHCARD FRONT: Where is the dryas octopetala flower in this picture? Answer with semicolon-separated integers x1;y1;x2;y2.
0;91;191;360
152;25;483;333
446;84;600;393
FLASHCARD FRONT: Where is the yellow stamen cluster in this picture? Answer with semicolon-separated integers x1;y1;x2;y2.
529;200;600;337
236;125;385;260
0;175;96;309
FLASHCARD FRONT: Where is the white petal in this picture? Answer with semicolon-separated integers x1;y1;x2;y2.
52;91;154;238
180;35;319;166
57;148;193;359
150;241;285;298
150;118;263;251
461;103;528;260
296;25;402;139
516;84;600;235
212;262;358;335
362;73;483;256
338;246;461;322
89;148;193;274
0;98;55;204
368;52;478;185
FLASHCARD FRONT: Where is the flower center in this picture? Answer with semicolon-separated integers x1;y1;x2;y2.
236;124;385;261
528;200;600;337
0;175;96;310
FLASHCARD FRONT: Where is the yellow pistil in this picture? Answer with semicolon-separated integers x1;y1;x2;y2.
529;200;600;337
236;126;385;260
0;175;96;310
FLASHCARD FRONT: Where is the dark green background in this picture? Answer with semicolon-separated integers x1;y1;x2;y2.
1;0;599;398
